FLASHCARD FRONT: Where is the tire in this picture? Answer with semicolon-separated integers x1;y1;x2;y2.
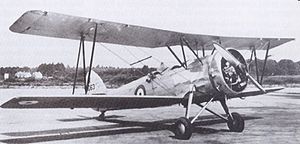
227;112;244;132
134;85;146;96
173;117;193;140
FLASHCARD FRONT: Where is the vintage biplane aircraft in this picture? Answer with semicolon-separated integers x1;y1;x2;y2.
1;10;294;139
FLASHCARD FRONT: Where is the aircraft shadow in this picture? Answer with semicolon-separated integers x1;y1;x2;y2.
0;115;262;143
57;115;125;122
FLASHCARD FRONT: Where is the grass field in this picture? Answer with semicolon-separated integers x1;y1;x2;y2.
262;75;300;86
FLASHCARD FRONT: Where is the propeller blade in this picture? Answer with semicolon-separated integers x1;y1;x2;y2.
246;73;266;93
213;43;242;67
212;43;266;93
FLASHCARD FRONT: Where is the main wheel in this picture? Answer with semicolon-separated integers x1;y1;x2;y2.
227;112;244;132
174;117;193;140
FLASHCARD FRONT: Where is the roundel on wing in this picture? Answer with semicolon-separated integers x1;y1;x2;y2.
134;85;146;96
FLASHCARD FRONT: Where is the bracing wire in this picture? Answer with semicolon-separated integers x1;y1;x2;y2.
125;47;145;66
127;45;194;84
99;43;131;65
136;47;162;63
99;43;176;95
124;46;179;93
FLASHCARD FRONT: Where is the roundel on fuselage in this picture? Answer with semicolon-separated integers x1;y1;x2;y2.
134;85;146;96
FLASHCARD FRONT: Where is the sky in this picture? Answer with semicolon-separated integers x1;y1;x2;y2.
0;0;299;68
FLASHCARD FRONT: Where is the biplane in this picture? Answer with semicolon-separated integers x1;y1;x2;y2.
1;10;294;139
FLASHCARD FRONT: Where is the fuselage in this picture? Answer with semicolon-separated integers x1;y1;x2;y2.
109;49;248;104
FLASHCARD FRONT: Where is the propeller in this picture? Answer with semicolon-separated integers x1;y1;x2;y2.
213;43;266;93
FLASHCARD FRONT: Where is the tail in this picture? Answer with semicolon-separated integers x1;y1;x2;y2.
86;70;107;95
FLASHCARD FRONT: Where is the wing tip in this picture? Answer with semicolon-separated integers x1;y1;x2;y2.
281;38;295;42
0;97;21;108
9;10;45;33
9;23;18;33
265;87;284;93
1;101;10;108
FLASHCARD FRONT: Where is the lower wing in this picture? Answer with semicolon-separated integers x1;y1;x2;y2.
1;87;283;109
230;87;284;99
1;95;183;109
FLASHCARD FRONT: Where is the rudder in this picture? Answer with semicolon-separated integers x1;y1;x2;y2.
86;70;107;95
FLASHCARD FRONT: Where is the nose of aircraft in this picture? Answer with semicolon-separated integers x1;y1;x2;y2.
212;43;265;93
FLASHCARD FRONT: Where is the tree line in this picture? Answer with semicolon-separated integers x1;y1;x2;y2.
248;59;300;76
0;59;300;87
0;63;155;87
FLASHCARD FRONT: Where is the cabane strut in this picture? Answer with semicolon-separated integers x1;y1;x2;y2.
166;38;203;69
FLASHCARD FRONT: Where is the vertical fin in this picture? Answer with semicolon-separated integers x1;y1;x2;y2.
86;70;107;95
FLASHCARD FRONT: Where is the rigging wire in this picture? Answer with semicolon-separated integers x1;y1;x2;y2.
99;43;132;65
135;46;162;63
124;47;180;94
124;47;146;66
125;45;193;84
99;43;175;95
124;46;179;94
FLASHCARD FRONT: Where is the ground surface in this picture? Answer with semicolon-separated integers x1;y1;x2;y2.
0;88;299;144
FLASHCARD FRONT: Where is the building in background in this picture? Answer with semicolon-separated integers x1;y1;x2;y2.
32;72;43;80
4;73;9;80
15;71;32;79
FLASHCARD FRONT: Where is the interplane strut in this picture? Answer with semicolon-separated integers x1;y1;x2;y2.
72;23;98;94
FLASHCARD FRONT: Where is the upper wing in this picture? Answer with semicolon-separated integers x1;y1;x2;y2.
10;10;294;49
0;95;183;109
229;87;284;99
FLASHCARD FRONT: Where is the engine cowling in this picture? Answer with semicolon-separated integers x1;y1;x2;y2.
209;48;248;96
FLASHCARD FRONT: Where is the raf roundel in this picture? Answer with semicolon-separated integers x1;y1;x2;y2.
18;101;39;105
134;85;146;96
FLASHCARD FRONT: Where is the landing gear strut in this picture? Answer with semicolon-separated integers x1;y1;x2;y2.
97;111;106;120
173;86;245;139
174;86;195;139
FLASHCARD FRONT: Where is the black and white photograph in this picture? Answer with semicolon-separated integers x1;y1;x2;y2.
0;0;299;143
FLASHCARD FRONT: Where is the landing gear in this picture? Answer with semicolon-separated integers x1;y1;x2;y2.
173;86;245;139
220;98;244;132
97;111;106;120
173;93;215;139
174;117;193;140
227;112;244;132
